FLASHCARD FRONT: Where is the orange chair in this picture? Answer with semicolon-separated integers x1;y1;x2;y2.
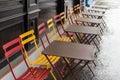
3;37;52;80
19;30;58;80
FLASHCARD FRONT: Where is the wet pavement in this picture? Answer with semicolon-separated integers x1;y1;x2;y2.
92;0;120;80
66;0;120;80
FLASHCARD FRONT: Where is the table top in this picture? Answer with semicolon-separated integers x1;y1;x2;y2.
91;5;109;9
87;8;106;12
76;17;102;23
82;12;104;16
42;41;95;60
65;25;100;35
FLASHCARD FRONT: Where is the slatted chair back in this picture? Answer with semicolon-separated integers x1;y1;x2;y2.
47;19;60;41
37;22;51;49
19;29;41;66
3;37;30;80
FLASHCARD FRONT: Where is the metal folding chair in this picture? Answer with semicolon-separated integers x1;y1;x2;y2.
47;18;72;42
37;22;66;78
54;12;78;42
3;37;52;80
67;8;84;26
19;30;59;80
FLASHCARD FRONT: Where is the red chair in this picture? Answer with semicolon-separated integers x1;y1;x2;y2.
2;37;51;80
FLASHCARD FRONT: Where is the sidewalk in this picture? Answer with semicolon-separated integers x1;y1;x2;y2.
67;0;120;80
92;0;120;80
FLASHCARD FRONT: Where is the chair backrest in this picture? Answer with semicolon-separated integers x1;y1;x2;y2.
54;14;65;37
47;19;60;41
74;5;78;13
2;37;29;80
37;23;50;49
54;12;69;31
76;4;81;12
73;4;81;17
19;29;41;66
67;8;76;24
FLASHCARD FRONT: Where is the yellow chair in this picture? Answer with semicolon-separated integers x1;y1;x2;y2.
59;12;69;30
54;12;78;42
67;8;77;25
60;11;83;42
47;18;71;42
74;4;83;17
19;29;60;80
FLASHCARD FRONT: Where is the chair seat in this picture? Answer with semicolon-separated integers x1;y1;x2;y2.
32;55;60;68
57;36;71;42
17;67;51;80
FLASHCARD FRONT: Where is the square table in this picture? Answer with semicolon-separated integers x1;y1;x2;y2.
81;12;106;28
65;25;100;35
87;8;106;14
42;41;96;80
91;5;109;10
75;17;104;33
65;25;101;51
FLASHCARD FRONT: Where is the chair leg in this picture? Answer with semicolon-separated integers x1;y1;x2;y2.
72;60;83;70
50;71;57;80
93;40;100;52
63;57;78;80
99;24;104;33
54;64;65;78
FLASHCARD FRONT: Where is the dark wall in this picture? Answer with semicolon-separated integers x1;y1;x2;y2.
38;0;64;23
0;0;65;69
0;0;25;60
38;0;57;23
56;0;64;14
0;0;40;69
73;0;80;6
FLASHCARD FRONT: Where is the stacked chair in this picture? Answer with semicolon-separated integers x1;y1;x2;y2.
2;2;109;80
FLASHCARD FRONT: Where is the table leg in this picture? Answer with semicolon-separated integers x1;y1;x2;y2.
75;61;90;73
97;23;104;33
75;33;82;43
63;57;78;80
72;60;83;70
93;40;100;52
44;54;63;80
